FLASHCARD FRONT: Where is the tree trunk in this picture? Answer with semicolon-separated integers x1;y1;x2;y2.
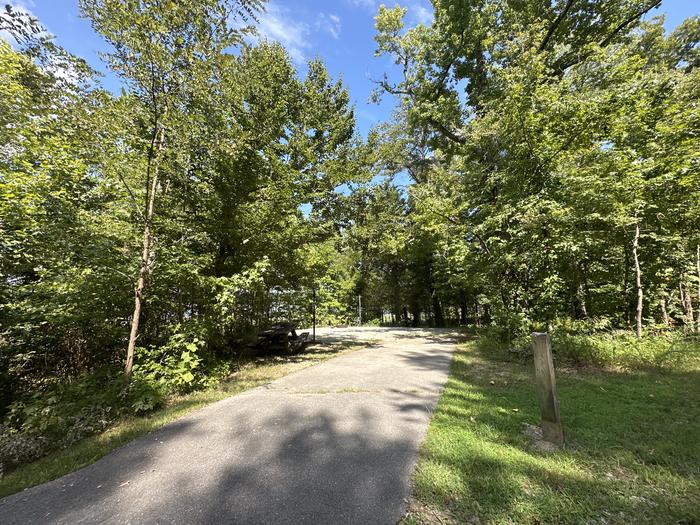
682;278;696;334
687;289;696;333
432;293;445;328
582;258;592;318
125;129;164;379
577;282;588;318
623;244;631;328
632;223;643;338
660;295;669;327
411;305;421;327
680;281;688;323
696;245;700;332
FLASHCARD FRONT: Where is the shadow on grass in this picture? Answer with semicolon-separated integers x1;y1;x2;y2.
408;341;700;525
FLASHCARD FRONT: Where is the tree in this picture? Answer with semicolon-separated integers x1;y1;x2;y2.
371;2;699;335
79;0;262;377
0;9;132;398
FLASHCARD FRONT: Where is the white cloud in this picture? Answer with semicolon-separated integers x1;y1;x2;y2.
255;3;311;63
346;0;378;10
411;4;433;25
316;13;341;40
1;0;40;45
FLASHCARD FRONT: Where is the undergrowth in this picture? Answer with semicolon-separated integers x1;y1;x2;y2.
0;339;362;488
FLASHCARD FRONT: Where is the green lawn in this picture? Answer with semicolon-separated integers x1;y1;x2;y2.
0;340;365;498
404;340;700;525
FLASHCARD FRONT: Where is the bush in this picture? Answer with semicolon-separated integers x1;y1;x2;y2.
0;325;241;475
480;311;531;351
132;331;212;394
0;424;49;475
551;328;700;370
0;370;164;475
479;315;700;370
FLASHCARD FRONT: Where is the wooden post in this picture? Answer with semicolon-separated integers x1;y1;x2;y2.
312;286;316;343
358;295;362;326
532;332;564;446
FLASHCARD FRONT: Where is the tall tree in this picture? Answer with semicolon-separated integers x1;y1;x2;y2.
371;3;699;334
79;0;262;377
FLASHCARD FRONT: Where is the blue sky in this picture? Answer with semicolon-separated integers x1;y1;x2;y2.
5;0;699;137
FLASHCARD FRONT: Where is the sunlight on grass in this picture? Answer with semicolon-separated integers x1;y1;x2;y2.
404;340;700;525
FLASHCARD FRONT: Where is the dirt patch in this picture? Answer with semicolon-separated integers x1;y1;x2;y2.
522;423;562;452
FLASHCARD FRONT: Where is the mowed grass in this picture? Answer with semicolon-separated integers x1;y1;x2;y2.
404;340;700;525
0;340;365;498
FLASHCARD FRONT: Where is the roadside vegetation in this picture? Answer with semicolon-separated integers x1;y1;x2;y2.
405;334;700;525
1;0;699;519
0;339;365;497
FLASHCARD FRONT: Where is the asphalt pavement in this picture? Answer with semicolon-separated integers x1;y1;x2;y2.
0;327;458;525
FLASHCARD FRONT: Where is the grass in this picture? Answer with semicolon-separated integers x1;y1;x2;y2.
404;339;700;525
0;339;365;498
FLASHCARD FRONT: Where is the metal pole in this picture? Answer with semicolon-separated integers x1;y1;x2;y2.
312;286;316;343
358;295;362;326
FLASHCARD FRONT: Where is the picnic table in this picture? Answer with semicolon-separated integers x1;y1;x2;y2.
253;322;309;354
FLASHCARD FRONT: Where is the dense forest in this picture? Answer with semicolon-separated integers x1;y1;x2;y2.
0;0;698;472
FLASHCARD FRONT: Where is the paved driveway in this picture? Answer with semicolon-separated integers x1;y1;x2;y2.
0;327;459;525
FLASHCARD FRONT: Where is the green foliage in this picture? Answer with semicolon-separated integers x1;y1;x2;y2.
0;3;361;392
0;425;47;477
550;327;700;370
477;317;700;371
2;0;700;497
0;2;365;474
0;370;164;472
133;332;207;394
366;2;700;337
479;311;532;350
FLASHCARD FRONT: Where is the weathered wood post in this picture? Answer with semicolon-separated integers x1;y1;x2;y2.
312;286;316;343
532;332;564;446
358;295;362;326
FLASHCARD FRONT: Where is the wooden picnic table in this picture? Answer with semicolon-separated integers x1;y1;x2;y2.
254;322;309;354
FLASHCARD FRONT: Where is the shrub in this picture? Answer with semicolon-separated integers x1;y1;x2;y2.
132;331;209;394
551;328;700;370
0;424;49;475
480;311;532;351
0;323;243;474
0;370;165;475
479;315;700;371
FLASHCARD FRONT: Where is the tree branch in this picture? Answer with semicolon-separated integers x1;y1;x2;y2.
426;116;466;144
539;0;576;52
558;0;662;72
599;0;662;48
